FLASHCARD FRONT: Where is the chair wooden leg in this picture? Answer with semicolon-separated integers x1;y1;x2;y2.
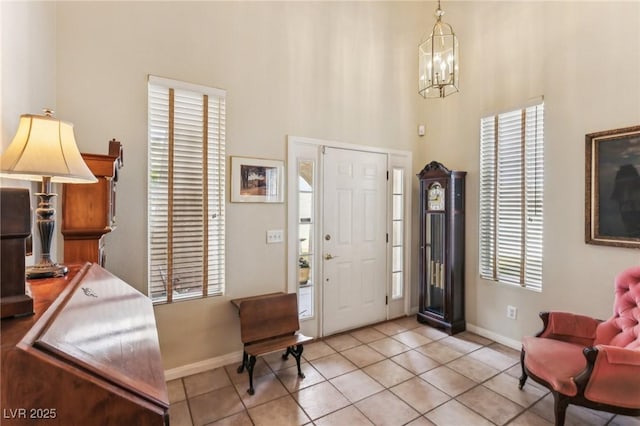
553;392;569;426
246;355;257;395
518;349;528;390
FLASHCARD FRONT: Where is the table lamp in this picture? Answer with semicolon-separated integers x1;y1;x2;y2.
0;109;97;278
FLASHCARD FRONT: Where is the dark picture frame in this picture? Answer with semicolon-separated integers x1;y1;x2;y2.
585;125;640;248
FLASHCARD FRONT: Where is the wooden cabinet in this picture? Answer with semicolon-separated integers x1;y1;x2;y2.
1;263;168;425
62;140;123;266
0;188;33;318
417;161;466;335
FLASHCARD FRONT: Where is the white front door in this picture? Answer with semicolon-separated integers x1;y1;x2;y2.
322;147;387;335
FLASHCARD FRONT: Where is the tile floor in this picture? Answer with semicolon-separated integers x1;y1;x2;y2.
166;316;640;426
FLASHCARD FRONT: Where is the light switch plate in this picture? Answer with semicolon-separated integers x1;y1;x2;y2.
266;229;284;244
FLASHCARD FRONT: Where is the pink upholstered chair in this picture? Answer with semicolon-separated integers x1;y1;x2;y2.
519;266;640;425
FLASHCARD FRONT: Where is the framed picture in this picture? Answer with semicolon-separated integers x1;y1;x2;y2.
585;125;640;248
231;156;284;203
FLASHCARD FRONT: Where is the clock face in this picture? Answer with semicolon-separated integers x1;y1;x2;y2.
427;182;445;211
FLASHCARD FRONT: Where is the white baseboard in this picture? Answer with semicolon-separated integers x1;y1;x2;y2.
164;350;244;381
164;323;521;381
466;323;522;351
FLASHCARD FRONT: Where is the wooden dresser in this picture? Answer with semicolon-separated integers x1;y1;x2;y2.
1;263;168;425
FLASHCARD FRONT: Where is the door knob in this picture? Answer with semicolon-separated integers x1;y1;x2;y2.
324;253;338;260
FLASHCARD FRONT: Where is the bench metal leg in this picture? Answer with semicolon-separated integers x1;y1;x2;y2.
287;345;305;378
247;355;257;395
237;350;248;374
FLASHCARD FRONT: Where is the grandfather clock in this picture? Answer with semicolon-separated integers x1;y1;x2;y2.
62;139;123;266
417;161;466;334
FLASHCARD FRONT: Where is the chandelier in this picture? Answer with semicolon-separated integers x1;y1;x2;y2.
418;0;459;98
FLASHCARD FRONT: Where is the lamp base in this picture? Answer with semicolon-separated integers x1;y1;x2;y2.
26;177;68;280
26;263;68;279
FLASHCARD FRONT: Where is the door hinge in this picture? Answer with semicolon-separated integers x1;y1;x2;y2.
386;295;388;305
386;233;389;243
322;146;326;154
387;170;389;180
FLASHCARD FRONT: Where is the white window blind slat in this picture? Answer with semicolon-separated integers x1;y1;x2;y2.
479;117;497;279
148;76;226;303
479;102;544;291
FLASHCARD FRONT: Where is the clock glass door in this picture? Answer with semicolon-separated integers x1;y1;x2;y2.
424;212;445;318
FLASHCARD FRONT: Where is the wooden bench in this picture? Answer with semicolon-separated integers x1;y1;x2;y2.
235;293;312;395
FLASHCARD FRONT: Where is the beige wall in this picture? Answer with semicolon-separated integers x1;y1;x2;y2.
54;1;425;369
1;1;57;264
420;1;640;342
11;1;636;371
1;2;56;145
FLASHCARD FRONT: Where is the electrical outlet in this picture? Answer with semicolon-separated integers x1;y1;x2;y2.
507;305;518;320
266;229;284;244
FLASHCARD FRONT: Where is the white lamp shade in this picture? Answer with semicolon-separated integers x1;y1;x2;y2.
0;114;97;184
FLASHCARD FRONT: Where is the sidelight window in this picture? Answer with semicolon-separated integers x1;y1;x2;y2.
391;168;405;299
297;160;315;318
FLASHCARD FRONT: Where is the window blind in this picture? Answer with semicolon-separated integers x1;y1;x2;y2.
479;102;544;291
148;76;226;304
